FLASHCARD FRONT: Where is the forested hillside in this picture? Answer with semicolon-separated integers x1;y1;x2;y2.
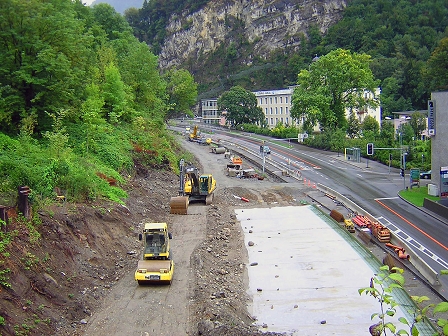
126;0;448;114
0;0;196;203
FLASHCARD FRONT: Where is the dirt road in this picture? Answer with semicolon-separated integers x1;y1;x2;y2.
81;204;207;336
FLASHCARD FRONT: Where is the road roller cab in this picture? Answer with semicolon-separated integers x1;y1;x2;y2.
138;222;172;260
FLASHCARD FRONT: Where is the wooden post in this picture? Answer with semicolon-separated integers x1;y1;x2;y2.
18;186;31;219
0;205;8;225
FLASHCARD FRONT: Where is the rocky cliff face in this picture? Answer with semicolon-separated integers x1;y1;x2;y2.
159;0;347;69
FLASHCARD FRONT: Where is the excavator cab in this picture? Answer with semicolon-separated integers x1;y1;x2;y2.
169;159;216;214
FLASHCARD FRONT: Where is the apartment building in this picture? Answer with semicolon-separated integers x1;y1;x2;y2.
254;88;295;127
200;98;220;124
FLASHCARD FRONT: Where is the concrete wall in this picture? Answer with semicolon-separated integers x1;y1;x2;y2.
430;91;448;194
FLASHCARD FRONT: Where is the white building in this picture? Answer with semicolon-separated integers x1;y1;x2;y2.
201;87;381;130
200;98;220;124
254;88;295;127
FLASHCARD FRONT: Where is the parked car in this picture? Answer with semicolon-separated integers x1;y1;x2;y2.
420;170;431;179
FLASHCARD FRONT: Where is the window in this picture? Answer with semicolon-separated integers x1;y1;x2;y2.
275;97;277;103
265;98;268;104
270;118;273;124
270;97;272;104
285;97;288;104
286;117;289;124
260;98;263;105
280;97;283;103
265;108;268;115
286;107;288;114
280;107;283;114
270;107;272;114
275;107;278;114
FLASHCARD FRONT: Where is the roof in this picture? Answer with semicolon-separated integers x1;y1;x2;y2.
143;222;167;231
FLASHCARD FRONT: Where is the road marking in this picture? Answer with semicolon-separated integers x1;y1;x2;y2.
376;216;448;269
375;197;400;200
375;202;448;273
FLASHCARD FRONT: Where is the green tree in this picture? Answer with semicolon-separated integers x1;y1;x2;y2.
380;120;395;147
329;128;346;156
0;0;92;135
109;33;167;124
424;37;448;91
163;68;198;120
291;49;380;132
102;63;129;123
379;77;413;116
409;112;427;139
347;111;361;139
217;86;264;127
361;115;380;135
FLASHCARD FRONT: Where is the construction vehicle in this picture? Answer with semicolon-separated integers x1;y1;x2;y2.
198;137;212;145
170;159;216;214
344;219;355;233
134;222;174;285
188;125;201;141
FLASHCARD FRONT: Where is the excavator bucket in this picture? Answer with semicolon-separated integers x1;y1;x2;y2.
170;196;189;215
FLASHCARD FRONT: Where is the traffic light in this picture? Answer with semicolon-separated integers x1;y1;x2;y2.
367;143;374;155
400;168;404;177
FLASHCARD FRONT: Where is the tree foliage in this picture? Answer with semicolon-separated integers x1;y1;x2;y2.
164;68;198;120
424;37;448;92
291;49;380;132
217;86;264;127
0;0;198;203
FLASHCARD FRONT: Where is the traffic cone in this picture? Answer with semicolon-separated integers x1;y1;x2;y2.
303;178;307;184
308;180;311;187
312;182;316;189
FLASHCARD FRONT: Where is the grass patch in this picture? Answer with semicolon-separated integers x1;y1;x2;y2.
398;186;440;207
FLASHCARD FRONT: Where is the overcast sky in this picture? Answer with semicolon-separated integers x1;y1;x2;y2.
83;0;94;5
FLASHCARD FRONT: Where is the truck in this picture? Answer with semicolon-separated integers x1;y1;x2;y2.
134;222;174;285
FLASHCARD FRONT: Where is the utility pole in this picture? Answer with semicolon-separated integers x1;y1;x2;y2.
400;131;406;190
260;141;266;175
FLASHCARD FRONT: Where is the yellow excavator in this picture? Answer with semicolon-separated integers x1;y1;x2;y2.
170;159;216;214
188;125;201;141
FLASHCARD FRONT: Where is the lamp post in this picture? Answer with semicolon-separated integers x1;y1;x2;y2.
398;116;411;190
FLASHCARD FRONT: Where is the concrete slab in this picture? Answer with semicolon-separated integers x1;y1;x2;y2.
236;205;410;335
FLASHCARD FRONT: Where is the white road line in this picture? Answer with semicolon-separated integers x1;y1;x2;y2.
376;216;448;269
375;197;400;200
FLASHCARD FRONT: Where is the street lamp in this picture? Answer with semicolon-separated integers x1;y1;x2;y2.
398;116;411;190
